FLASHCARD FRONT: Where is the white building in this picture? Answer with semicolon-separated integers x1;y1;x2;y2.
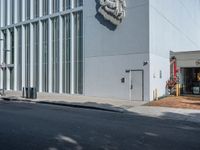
0;0;200;101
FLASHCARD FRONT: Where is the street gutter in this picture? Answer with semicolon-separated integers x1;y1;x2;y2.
0;97;124;113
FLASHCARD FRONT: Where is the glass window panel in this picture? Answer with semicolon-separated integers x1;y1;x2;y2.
25;24;30;87
52;17;59;93
10;29;14;65
10;0;15;24
9;28;14;90
74;11;83;94
42;20;49;92
62;14;70;93
18;0;22;22
17;26;22;90
4;1;7;26
25;0;30;20
2;30;7;89
33;22;39;90
43;0;49;16
63;0;70;11
74;0;83;7
33;0;39;18
52;0;59;13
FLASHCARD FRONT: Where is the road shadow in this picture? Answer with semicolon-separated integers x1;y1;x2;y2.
0;100;200;150
47;108;200;150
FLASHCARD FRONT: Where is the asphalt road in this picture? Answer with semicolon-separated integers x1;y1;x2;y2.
0;100;200;150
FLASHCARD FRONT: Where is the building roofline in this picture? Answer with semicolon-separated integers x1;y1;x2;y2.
170;50;200;55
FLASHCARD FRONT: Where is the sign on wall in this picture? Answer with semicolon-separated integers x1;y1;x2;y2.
98;0;126;25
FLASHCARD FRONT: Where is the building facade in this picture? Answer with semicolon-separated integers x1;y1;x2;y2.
0;0;83;95
0;0;200;101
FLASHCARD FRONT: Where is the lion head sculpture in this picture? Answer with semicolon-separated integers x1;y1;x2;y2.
98;0;126;25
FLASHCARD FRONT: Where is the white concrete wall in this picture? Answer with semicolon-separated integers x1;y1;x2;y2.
149;0;200;100
149;54;169;100
85;54;150;100
83;0;150;100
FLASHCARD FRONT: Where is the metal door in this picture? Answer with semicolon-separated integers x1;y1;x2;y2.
129;70;144;101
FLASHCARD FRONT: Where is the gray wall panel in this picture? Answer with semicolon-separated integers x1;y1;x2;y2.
85;53;150;100
83;0;150;100
84;0;149;57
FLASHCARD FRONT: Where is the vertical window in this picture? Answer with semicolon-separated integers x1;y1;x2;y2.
4;0;7;26
63;0;70;11
74;0;83;7
52;17;59;93
42;0;49;16
10;0;15;24
74;11;83;94
2;30;7;64
25;0;30;20
62;14;70;93
10;29;14;65
18;0;22;22
17;26;22;90
9;28;14;90
42;20;49;92
52;0;59;13
2;30;7;89
33;22;39;90
33;0;39;18
24;24;30;87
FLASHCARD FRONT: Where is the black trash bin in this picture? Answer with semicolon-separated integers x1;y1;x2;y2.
25;87;31;98
22;87;25;98
30;87;37;99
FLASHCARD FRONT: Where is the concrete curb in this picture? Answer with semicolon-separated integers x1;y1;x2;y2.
0;96;124;113
2;96;200;124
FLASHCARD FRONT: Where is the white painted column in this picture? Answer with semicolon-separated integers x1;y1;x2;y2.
14;27;18;90
70;0;73;9
39;0;43;17
70;0;75;94
70;12;75;94
48;18;52;93
30;23;34;87
59;16;63;93
6;29;11;90
21;25;26;88
59;0;63;12
38;21;43;92
22;0;25;22
30;0;34;19
14;0;18;24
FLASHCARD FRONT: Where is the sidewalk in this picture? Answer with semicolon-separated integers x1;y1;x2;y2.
1;90;200;123
127;106;200;123
1;90;146;112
